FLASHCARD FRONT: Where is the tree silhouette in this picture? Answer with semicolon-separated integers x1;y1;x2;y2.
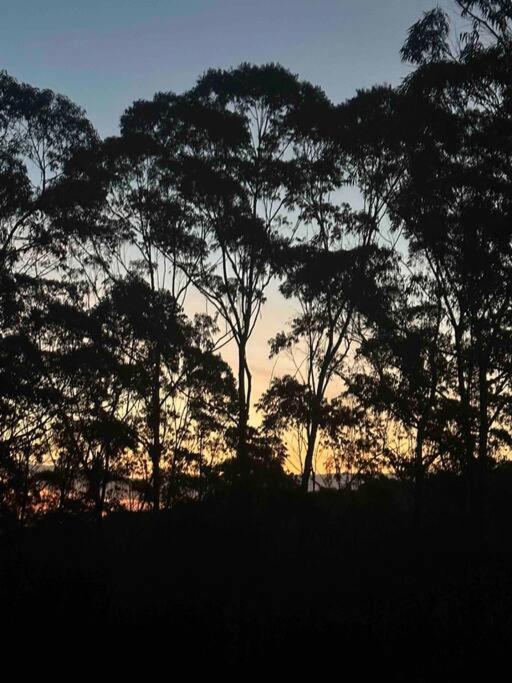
0;71;97;522
348;269;449;526
102;276;236;509
42;290;136;518
395;0;512;532
78;100;226;509
179;64;320;470
268;86;401;491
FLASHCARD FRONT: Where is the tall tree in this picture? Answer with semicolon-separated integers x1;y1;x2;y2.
180;64;322;468
83;100;213;509
0;72;97;521
268;86;403;491
395;0;512;529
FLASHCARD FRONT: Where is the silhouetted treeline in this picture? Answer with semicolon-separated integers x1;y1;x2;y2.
1;0;512;537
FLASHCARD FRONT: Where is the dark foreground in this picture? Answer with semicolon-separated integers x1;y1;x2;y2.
3;473;512;677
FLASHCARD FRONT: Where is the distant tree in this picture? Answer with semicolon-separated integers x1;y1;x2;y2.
258;374;324;479
320;395;384;492
258;376;382;490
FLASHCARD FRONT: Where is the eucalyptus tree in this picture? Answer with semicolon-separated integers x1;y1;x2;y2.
258;374;325;479
347;271;450;525
319;395;385;491
101;275;236;509
0;277;60;521
41;288;136;517
85;96;234;509
178;63;323;468
393;0;512;524
266;85;404;491
0;69;97;281
0;71;97;520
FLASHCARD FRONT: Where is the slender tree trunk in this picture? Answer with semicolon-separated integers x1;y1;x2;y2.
476;356;489;544
301;353;332;493
18;454;31;524
237;340;249;467
301;421;319;492
99;450;110;520
150;345;162;511
453;327;475;517
165;447;178;510
198;434;205;502
478;364;489;464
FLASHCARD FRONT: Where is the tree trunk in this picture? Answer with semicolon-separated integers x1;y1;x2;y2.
301;421;319;492
237;340;249;467
453;328;475;517
150;345;162;511
99;450;110;521
475;356;489;545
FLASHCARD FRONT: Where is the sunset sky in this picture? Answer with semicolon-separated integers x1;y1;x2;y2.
2;0;456;438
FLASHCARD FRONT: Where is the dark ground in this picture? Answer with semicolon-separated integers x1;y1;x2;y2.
3;471;512;678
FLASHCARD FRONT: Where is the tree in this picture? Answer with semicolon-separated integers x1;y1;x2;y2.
0;277;58;522
101;276;236;510
394;0;512;530
348;270;449;525
320;395;384;491
0;70;97;281
80;98;216;509
0;72;97;521
179;64;323;469
258;374;325;481
268;86;402;491
43;289;136;518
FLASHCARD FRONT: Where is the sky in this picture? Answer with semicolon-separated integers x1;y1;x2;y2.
2;0;454;137
1;0;454;452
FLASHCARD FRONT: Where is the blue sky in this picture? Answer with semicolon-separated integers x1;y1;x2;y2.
2;0;452;136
